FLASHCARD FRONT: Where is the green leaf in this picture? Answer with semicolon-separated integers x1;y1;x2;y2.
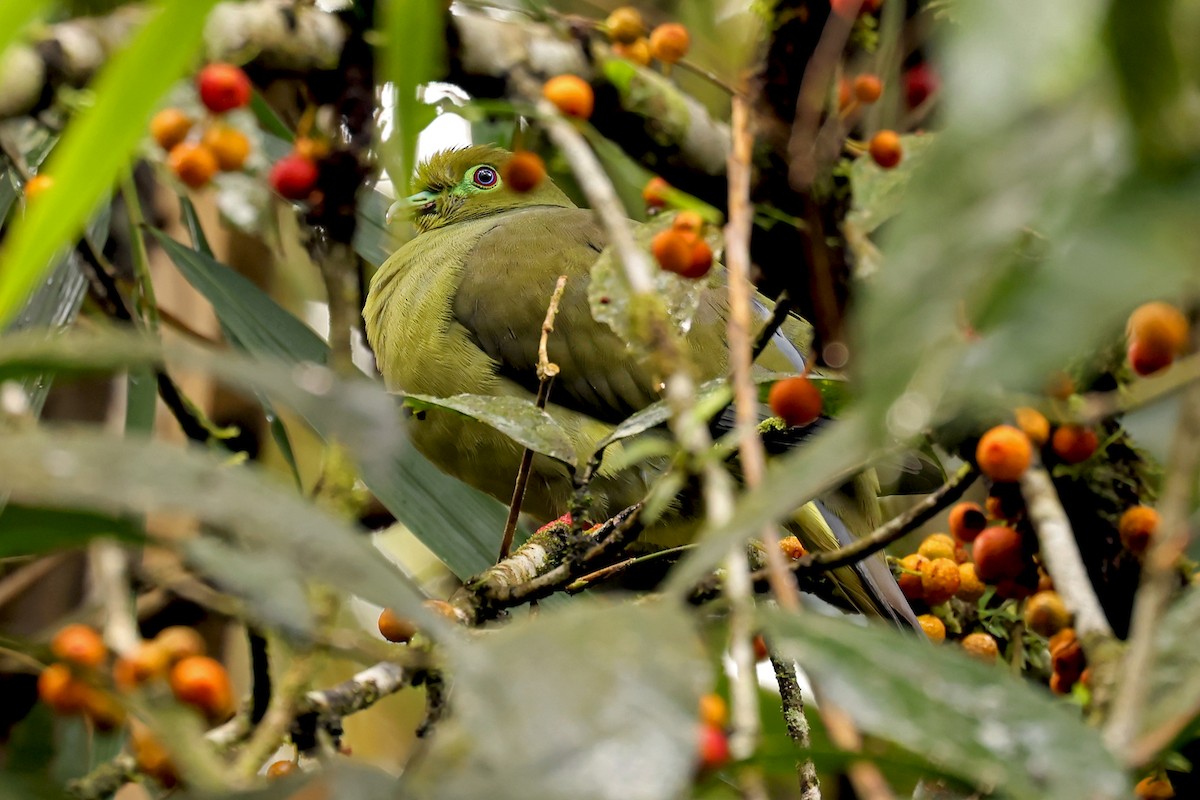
0;505;144;557
185;537;314;635
0;427;446;638
0;2;49;66
845;132;937;236
152;232;327;365
355;187;403;268
404;393;578;467
1141;585;1200;752
377;0;445;194
0;0;222;326
403;601;709;800
152;232;503;577
761;608;1129;800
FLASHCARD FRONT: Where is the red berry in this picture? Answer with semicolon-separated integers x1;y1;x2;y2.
972;526;1025;583
698;723;731;770
269;155;319;201
905;63;939;108
197;63;252;114
1051;425;1098;464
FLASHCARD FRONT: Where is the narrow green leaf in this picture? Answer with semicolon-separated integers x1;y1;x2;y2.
0;0;221;326
152;232;328;365
0;505;144;557
0;1;49;65
0;427;447;637
178;196;214;257
762;609;1128;799
405;393;578;467
377;0;445;194
250;90;294;142
404;602;709;800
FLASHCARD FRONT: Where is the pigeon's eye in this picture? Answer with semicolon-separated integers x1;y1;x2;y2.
472;166;498;188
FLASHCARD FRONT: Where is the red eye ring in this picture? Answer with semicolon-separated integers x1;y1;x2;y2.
473;166;498;188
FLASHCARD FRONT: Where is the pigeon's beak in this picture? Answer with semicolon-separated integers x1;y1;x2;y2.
386;190;438;224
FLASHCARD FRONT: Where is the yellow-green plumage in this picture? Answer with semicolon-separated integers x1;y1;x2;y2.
365;145;915;627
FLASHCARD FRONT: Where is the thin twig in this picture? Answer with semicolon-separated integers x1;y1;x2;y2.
753;464;976;583
1105;380;1200;757
565;544;693;593
1078;353;1200;425
498;276;567;560
88;540;139;656
1018;465;1113;641
233;644;316;777
0;553;68;608
750;292;795;363
770;653;821;800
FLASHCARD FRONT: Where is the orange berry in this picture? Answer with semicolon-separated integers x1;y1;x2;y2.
114;642;171;691
672;210;704;238
1037;567;1055;593
1135;776;1175;799
169;656;234;720
972;526;1025;582
699;693;728;728
130;720;177;787
918;533;956;562
201;124;250;171
51;624;107;669
1023;590;1071;637
1049;670;1073;695
768;376;823;428
38;663;87;714
542;74;594;119
1049;628;1084;682
1128;338;1175;376
613;38;652;66
605;7;645;44
896;553;928;601
960;632;999;663
920;557;961;606
651;228;693;274
1051;425;1098;464
752;634;769;662
168;142;218;189
154;626;206;663
267;760;299;779
648;23;690;64
1014;407;1050;446
1127;302;1189;357
197;62;251;113
852;74;883;104
502;150;546;192
830;0;861;18
23;173;53;201
378;608;417;644
956;562;986;602
949;502;988;543
698;723;730;771
779;535;807;560
293;136;330;162
643;176;670;209
269;154;319;200
868;130;902;168
975;424;1032;482
1119;505;1159;556
917;614;945;643
681;239;714;280
150;108;193;151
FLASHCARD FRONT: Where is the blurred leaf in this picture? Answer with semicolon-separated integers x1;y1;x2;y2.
845;132;938;236
377;0;444;194
0;505;144;557
1141;585;1200;751
153;233;327;365
0;427;446;637
0;2;48;63
0;0;221;326
666;414;875;592
185;537;313;635
178;762;400;800
404;601;709;800
405;393;578;466
762;608;1129;799
355;187;402;267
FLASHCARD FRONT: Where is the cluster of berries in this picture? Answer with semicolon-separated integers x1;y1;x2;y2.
649;210;715;280
604;7;690;68
37;623;233;787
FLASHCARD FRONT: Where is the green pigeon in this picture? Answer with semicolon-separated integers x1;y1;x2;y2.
364;144;917;628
